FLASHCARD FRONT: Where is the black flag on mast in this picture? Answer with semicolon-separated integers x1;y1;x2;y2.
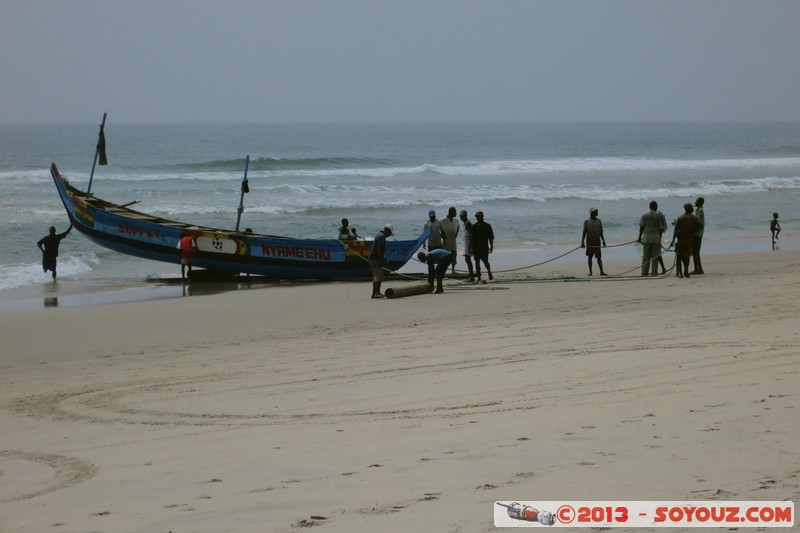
97;124;108;166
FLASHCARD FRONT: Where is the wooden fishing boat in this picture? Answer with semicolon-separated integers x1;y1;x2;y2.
49;162;429;280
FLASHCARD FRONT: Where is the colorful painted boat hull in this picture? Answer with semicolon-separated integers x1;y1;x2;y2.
50;163;429;280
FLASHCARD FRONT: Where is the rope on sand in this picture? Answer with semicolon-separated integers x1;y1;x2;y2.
451;242;679;285
344;237;681;286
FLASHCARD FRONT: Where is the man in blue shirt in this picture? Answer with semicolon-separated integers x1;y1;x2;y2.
417;248;453;294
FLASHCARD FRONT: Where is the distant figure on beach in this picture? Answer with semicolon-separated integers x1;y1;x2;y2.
459;209;475;282
771;212;781;248
671;203;702;279
423;209;444;251
638;200;666;276
656;208;669;274
581;207;607;276
472;211;494;281
177;231;196;282
37;224;72;279
368;224;393;298
417;249;453;294
439;206;460;274
691;197;705;275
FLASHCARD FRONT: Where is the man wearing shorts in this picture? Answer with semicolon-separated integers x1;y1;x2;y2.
177;231;196;282
671;203;702;279
581;207;607;276
368;224;393;298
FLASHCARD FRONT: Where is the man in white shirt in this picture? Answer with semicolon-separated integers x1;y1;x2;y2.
439;207;460;274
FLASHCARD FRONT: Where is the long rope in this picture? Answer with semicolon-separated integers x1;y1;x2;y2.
341;237;680;283
497;243;678;284
461;239;637;274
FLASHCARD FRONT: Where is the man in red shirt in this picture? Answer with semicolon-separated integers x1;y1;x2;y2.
177;232;196;282
670;203;702;279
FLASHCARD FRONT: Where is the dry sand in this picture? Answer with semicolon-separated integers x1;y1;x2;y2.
1;251;798;532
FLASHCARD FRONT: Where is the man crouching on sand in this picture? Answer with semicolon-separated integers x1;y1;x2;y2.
417;249;452;294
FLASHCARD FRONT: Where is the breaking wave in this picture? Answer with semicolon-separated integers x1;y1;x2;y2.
6;156;800;184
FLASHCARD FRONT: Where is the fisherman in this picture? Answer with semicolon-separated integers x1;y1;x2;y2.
439;206;460;274
691;197;706;274
459;209;475;282
177;231;197;282
368;224;394;298
37;224;72;279
417;248;453;294
671;203;702;279
580;207;607;276
423;209;444;251
472;211;494;281
638;200;666;277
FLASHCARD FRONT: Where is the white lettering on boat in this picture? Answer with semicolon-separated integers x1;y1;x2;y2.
261;244;331;261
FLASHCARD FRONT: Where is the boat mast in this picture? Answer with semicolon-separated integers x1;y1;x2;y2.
235;155;250;232
87;112;107;196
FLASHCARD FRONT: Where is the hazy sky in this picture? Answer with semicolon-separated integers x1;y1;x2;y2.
2;0;799;123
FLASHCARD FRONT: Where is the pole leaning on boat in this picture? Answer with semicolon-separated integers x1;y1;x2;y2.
235;155;250;232
87;112;108;195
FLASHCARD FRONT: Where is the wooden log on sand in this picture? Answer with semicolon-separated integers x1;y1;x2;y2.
385;283;432;299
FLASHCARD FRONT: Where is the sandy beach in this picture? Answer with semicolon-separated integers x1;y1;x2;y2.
1;250;798;532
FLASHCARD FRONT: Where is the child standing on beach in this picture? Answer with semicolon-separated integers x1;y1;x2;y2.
770;213;781;248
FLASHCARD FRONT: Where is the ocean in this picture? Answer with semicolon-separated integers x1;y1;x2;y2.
1;121;799;307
